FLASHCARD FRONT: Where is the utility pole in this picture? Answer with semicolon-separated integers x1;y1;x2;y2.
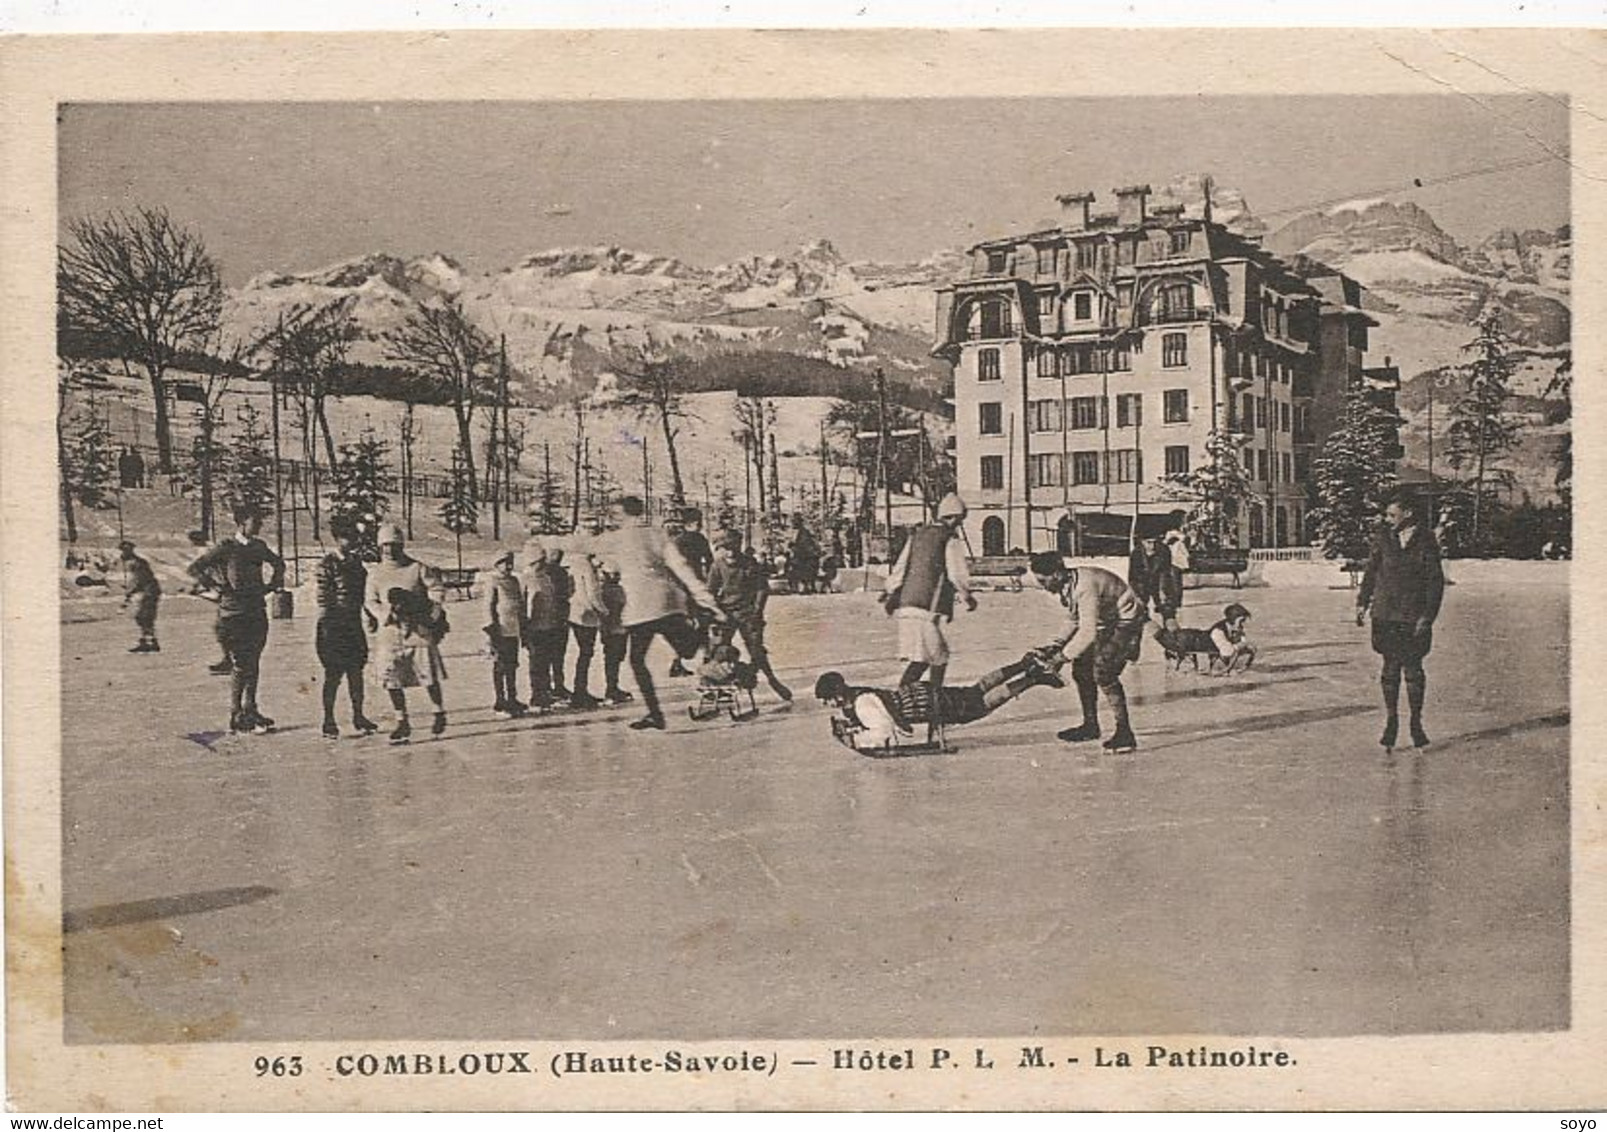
271;313;285;558
492;335;508;539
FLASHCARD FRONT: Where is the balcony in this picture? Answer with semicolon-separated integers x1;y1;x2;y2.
1137;307;1201;327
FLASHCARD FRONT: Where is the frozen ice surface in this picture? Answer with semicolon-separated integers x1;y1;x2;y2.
60;569;1569;1042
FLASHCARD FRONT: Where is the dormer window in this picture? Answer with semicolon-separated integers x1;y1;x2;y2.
1170;229;1191;256
985;249;1008;275
1073;292;1093;321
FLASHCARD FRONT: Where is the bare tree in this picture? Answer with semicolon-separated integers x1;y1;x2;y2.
732;395;775;522
608;344;695;507
190;332;251;542
258;298;359;472
382;296;495;501
57;207;223;475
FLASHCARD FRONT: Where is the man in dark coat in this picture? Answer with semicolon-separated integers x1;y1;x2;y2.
188;507;286;734
1127;533;1180;635
1357;493;1445;750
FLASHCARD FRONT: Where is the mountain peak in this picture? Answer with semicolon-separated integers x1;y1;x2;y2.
1265;198;1466;271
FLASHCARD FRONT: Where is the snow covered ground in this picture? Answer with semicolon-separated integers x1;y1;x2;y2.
60;567;1568;1042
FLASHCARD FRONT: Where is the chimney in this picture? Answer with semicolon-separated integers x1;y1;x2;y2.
1056;191;1095;232
1113;183;1152;227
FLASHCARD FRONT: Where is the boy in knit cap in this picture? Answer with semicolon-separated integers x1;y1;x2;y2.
483;548;528;717
707;526;792;702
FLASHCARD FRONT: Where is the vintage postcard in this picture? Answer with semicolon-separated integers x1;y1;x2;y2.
2;29;1603;1112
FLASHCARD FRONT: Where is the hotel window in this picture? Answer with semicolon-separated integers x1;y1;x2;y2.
1029;453;1063;489
1295;452;1311;482
1036;348;1058;378
1170;229;1191;255
977;298;1012;338
1116;281;1135;308
986;249;1008;274
1163;389;1189;423
1037;291;1055;318
977;348;1001;381
1029;399;1061;433
1224;349;1240;379
1281;452;1293;483
1258;449;1270;481
1280;402;1291;432
1036;245;1056;275
1116;393;1143;429
1256;397;1268;429
1076;242;1098;270
1069;396;1102;430
1107;448;1143;484
1116;239;1135;266
1110;345;1132;371
1071;451;1102;485
978;402;1002;436
1242;393;1255;428
1073;292;1093;321
980;455;1005;490
1162;331;1188;367
1156;282;1193;322
1164;445;1191;477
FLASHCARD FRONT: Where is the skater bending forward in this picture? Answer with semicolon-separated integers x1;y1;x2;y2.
815;649;1066;752
1029;551;1148;752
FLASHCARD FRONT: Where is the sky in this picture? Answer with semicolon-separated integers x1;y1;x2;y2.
58;96;1571;286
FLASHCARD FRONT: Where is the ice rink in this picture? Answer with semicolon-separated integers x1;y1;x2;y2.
59;566;1569;1043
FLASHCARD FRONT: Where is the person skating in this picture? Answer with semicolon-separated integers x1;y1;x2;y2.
118;540;161;653
520;540;567;714
590;496;726;731
1128;532;1180;637
594;560;633;706
315;517;380;739
1029;551;1149;752
879;493;976;693
707;526;792;702
543;545;575;701
814;649;1066;749
1357;493;1445;751
482;548;528;718
365;523;449;743
188;507;286;735
564;525;606;710
668;509;715;677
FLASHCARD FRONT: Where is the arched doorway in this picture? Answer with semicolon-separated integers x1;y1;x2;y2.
982;515;1006;557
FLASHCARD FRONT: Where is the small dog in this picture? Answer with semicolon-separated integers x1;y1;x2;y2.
1156;626;1228;673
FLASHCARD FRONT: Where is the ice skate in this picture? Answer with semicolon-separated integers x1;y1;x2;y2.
1409;719;1431;749
629;713;666;731
321;720;339;740
1057;722;1101;743
1102;726;1138;753
352;715;380;736
604;688;634;705
1380;716;1399;751
389;718;411;745
431;711;448;737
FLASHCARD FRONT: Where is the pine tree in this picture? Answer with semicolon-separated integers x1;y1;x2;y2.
528;442;568;536
439;442;479;572
65;400;116;510
330;431;392;557
1308;383;1401;561
221;401;276;522
1446;313;1522;553
1161;428;1255;551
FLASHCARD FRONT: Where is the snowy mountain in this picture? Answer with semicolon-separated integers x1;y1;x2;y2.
1267;197;1571;502
224;241;953;406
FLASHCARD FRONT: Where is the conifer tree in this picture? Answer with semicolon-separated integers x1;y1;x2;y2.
528;442;568;536
1161;428;1255;550
439;442;479;572
221;401;277;522
331;431;392;557
1446;313;1522;552
64;399;116;511
1309;383;1401;561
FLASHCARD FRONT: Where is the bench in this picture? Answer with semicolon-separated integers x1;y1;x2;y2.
1184;550;1251;590
438;567;479;601
968;554;1030;592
